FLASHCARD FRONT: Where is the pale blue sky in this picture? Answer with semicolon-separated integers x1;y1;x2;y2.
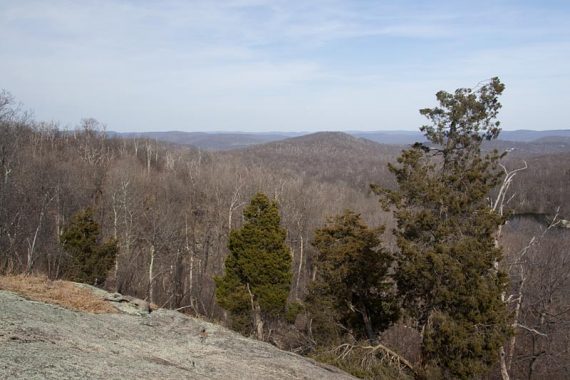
1;0;568;132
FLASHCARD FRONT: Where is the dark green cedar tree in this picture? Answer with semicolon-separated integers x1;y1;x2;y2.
372;78;511;379
215;192;292;340
308;210;399;345
60;208;118;286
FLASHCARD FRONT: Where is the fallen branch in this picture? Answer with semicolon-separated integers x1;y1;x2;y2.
332;342;416;376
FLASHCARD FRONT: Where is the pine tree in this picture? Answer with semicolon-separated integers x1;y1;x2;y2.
215;192;292;340
372;78;511;379
60;208;118;286
308;210;399;344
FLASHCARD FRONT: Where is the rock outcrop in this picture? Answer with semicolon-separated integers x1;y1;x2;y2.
0;289;355;379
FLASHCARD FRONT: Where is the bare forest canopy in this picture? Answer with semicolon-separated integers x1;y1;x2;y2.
111;130;570;216
1;89;569;379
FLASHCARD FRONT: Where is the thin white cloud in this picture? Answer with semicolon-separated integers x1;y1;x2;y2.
0;0;568;131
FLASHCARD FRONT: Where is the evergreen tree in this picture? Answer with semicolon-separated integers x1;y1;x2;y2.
60;208;118;286
215;192;292;339
308;210;399;344
372;78;511;379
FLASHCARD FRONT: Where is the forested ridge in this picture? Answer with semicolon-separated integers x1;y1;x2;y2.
1;85;569;379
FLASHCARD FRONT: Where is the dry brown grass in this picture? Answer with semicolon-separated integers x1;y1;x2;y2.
0;274;116;314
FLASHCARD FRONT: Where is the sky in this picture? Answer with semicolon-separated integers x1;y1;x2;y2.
1;0;569;132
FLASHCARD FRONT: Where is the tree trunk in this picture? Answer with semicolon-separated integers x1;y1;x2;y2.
254;304;264;341
359;302;377;343
492;162;527;380
148;245;155;304
500;347;510;380
295;234;304;299
507;292;523;372
112;192;119;290
246;283;264;340
146;142;152;176
27;197;49;274
188;247;195;310
26;223;39;273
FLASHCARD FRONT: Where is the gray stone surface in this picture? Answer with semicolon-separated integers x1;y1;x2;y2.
0;290;354;379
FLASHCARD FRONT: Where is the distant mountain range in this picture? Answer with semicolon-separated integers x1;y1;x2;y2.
113;131;303;150
111;129;570;151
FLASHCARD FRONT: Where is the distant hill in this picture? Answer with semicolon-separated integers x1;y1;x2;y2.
500;129;570;142
112;129;570;151
487;137;570;156
352;129;570;145
223;132;402;190
350;131;425;145
220;131;569;214
115;131;302;150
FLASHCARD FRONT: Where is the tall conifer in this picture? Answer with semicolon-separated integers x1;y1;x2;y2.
60;208;118;286
308;210;399;344
215;192;292;339
373;78;511;378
